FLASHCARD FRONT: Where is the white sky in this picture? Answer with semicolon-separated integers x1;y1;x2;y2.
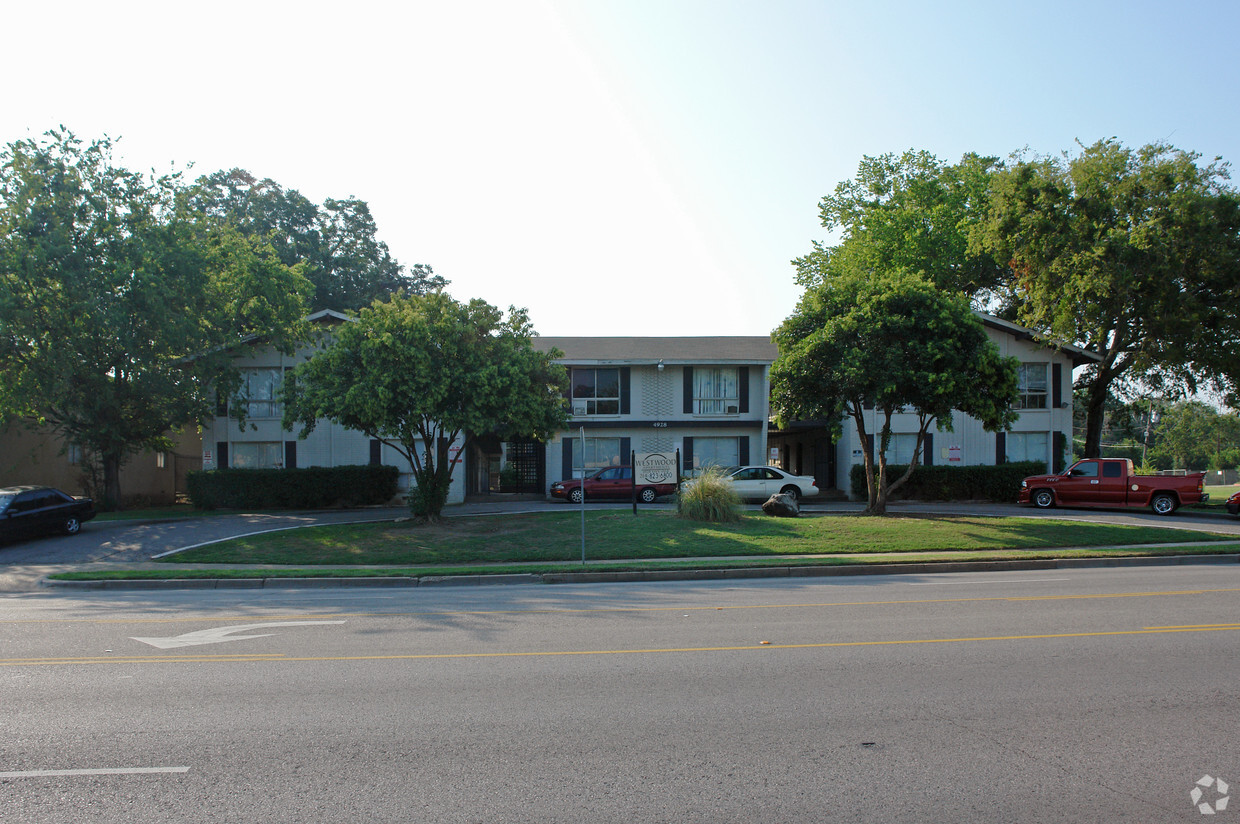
4;0;1239;337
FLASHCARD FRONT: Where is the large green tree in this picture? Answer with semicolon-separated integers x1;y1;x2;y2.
1147;400;1240;471
0;129;312;508
973;139;1240;458
794;150;1008;302
771;270;1019;515
281;292;568;521
191;168;445;312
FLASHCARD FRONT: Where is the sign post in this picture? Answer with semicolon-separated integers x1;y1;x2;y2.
579;426;586;564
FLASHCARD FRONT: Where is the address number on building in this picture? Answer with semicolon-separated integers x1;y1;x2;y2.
652;421;668;428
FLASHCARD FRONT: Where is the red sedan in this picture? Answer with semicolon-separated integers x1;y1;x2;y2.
550;466;677;504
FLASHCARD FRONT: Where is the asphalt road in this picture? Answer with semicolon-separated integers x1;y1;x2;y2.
2;565;1238;823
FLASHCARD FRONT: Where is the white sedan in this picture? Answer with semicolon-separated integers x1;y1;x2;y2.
722;466;819;502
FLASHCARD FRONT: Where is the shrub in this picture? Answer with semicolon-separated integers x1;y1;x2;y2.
186;465;400;510
848;461;1047;503
677;465;742;522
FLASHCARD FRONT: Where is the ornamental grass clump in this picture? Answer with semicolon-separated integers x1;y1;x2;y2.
677;465;742;522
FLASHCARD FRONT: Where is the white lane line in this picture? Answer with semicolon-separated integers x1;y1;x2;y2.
0;767;189;778
906;578;1071;586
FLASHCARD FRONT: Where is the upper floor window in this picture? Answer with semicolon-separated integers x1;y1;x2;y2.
1016;363;1048;410
571;368;620;415
694;367;739;415
240;368;284;418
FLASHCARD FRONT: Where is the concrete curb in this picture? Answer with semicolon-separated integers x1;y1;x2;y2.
40;553;1240;591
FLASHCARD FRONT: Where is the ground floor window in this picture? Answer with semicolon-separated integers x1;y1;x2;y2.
230;441;283;469
691;436;740;473
1006;431;1048;463
887;433;922;466
568;437;621;478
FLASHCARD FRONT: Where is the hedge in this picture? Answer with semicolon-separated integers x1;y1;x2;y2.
849;460;1047;503
186;465;400;510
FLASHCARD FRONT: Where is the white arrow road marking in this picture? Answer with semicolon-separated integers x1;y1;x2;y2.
131;621;346;649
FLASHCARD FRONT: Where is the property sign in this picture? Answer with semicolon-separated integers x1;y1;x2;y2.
634;452;678;485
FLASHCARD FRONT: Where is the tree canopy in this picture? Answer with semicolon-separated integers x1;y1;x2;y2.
794;150;1008;302
772;270;1019;515
0;129;312;507
191;169;445;312
281;292;568;520
973;139;1240;457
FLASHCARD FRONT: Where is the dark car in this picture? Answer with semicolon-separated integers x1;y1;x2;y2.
550;466;677;504
0;486;96;542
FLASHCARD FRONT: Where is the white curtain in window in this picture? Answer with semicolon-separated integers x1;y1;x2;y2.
695;368;738;414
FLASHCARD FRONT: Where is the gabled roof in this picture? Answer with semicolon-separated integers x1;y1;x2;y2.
533;336;778;365
976;312;1101;367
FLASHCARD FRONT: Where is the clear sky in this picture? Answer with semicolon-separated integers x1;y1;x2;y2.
4;0;1238;337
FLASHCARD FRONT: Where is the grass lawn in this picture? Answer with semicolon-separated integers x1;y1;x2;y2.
1194;483;1240;510
163;510;1233;567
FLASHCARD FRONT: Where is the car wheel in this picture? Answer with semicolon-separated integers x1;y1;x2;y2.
568;487;584;504
639;487;657;503
779;485;800;501
1032;489;1055;509
1151;493;1177;516
62;516;81;535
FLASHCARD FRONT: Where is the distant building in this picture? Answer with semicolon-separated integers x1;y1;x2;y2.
0;422;199;506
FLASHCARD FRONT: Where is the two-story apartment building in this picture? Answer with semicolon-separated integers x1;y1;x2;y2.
768;313;1102;494
200;310;466;506
528;337;780;492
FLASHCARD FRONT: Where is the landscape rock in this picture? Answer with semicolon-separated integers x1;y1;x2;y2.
762;493;800;517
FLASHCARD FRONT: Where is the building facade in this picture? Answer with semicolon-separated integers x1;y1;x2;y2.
199;311;466;505
526;337;780;493
768;314;1101;495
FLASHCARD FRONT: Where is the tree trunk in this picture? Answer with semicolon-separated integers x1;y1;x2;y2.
1082;376;1109;459
102;452;123;511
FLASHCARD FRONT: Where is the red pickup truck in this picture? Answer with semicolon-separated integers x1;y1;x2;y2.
1018;458;1207;516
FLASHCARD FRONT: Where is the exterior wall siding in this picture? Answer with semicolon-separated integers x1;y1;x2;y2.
200;334;465;505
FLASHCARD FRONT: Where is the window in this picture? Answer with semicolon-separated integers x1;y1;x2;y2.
887;433;922;466
67;443;83;465
694;368;739;414
691;436;740;473
239;368;284;418
1016;363;1049;410
1069;460;1099;478
568;437;621;478
1005;432;1048;463
156;451;167;470
230;442;283;469
571;368;620;415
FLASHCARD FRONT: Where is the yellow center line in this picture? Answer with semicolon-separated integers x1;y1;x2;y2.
4;624;1240;667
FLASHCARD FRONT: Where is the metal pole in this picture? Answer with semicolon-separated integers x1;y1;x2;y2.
580;426;586;564
631;448;637;515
